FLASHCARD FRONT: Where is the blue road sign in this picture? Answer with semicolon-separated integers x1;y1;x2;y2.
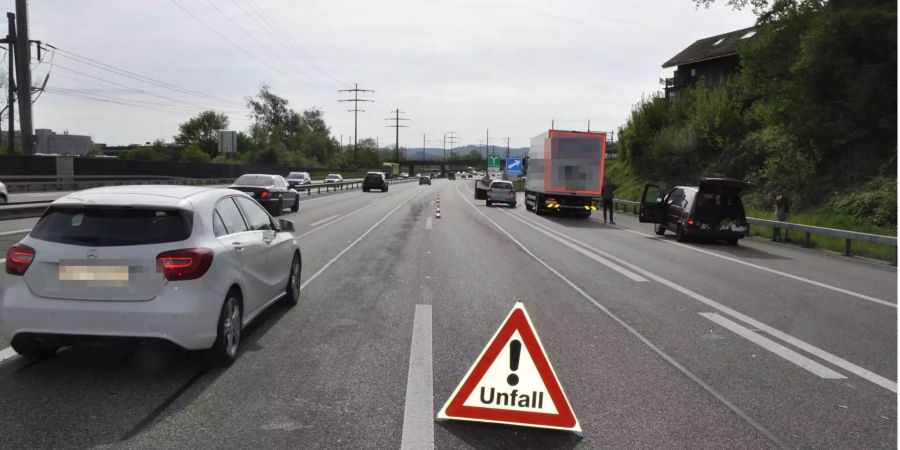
505;157;523;175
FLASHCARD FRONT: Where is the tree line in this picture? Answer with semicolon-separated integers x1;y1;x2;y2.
119;85;391;170
617;0;896;227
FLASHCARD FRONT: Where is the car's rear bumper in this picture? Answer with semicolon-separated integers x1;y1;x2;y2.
0;276;222;350
684;228;745;240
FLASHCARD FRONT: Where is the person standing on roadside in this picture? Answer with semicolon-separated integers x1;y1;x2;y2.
602;180;616;224
774;189;791;242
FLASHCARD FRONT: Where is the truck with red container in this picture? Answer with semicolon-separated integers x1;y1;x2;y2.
523;130;607;218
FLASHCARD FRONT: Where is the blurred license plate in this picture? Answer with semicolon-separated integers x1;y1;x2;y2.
59;265;129;285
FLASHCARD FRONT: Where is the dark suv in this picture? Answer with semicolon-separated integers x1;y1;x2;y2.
639;178;750;245
363;172;388;192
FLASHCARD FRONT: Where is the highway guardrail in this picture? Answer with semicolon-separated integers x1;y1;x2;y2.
612;198;897;263
0;177;422;220
4;176;237;193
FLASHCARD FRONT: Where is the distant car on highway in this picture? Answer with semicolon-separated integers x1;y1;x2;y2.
229;174;299;216
415;173;422;178
0;185;302;366
285;171;312;188
486;180;516;207
639;178;750;245
363;172;388;192
324;174;343;184
399;172;409;178
0;179;7;204
419;175;431;185
448;172;456;180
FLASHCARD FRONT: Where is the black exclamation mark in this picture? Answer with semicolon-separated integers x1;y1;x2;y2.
507;339;521;386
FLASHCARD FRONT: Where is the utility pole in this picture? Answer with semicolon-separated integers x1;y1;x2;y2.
505;137;510;159
384;108;409;162
442;133;446;162
587;119;591;132
14;0;31;155
422;133;425;161
445;131;458;160
338;83;373;160
5;13;14;154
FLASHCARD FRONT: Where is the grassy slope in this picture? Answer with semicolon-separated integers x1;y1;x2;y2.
603;160;897;261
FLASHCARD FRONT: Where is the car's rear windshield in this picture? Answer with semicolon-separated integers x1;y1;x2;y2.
365;173;382;178
491;182;513;189
327;174;340;178
234;175;273;186
695;193;745;216
286;172;308;179
30;206;192;246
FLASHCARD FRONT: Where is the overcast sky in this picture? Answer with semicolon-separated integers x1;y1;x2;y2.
14;0;755;148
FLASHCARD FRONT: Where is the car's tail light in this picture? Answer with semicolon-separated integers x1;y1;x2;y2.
261;190;271;199
488;188;493;193
6;244;35;275
686;218;696;226
157;248;213;281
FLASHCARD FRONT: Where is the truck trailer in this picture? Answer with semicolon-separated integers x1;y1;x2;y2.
524;130;607;218
382;162;400;179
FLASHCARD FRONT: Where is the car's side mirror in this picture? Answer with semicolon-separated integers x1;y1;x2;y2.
279;219;295;233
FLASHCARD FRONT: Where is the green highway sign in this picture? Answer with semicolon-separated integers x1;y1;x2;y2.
488;155;501;170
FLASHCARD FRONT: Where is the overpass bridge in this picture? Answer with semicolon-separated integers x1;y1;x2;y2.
396;159;484;175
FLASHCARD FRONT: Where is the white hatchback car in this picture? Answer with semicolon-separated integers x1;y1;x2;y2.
486;180;517;207
1;185;302;366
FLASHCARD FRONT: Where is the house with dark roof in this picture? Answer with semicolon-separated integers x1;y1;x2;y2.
662;26;757;99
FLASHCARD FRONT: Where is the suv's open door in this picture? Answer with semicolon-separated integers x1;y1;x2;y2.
639;183;665;223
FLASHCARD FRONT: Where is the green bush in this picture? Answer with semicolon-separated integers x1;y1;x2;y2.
828;177;897;228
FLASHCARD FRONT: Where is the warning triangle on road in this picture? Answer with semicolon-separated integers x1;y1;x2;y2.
437;302;581;432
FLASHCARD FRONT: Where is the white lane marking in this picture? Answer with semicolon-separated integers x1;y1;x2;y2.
0;347;17;363
0;258;5;264
602;218;896;309
453;184;785;446
425;217;433;230
0;229;31;237
296;199;383;239
700;313;846;379
505;213;648;282
300;193;418;291
516;211;898;393
308;214;342;228
400;305;434;450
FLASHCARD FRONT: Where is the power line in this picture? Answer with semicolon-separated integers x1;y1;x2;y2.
51;63;244;113
43;44;238;105
168;0;294;91
44;87;197;115
240;0;347;87
201;0;328;91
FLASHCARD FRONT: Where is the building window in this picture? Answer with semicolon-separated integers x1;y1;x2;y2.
713;38;725;46
741;30;756;39
690;68;696;77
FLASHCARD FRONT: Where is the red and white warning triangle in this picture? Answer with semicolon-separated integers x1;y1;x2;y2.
437;302;581;432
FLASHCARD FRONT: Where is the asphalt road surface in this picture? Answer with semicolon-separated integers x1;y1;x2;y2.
0;179;894;449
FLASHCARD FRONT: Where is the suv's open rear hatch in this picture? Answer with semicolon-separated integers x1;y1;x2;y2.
698;178;752;194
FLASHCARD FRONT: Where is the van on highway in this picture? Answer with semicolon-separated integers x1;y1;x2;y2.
639;178;751;245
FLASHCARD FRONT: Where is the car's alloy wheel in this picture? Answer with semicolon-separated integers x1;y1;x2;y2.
285;255;301;307
209;294;242;366
291;197;299;212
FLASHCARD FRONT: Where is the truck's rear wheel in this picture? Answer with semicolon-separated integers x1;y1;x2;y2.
533;194;544;215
